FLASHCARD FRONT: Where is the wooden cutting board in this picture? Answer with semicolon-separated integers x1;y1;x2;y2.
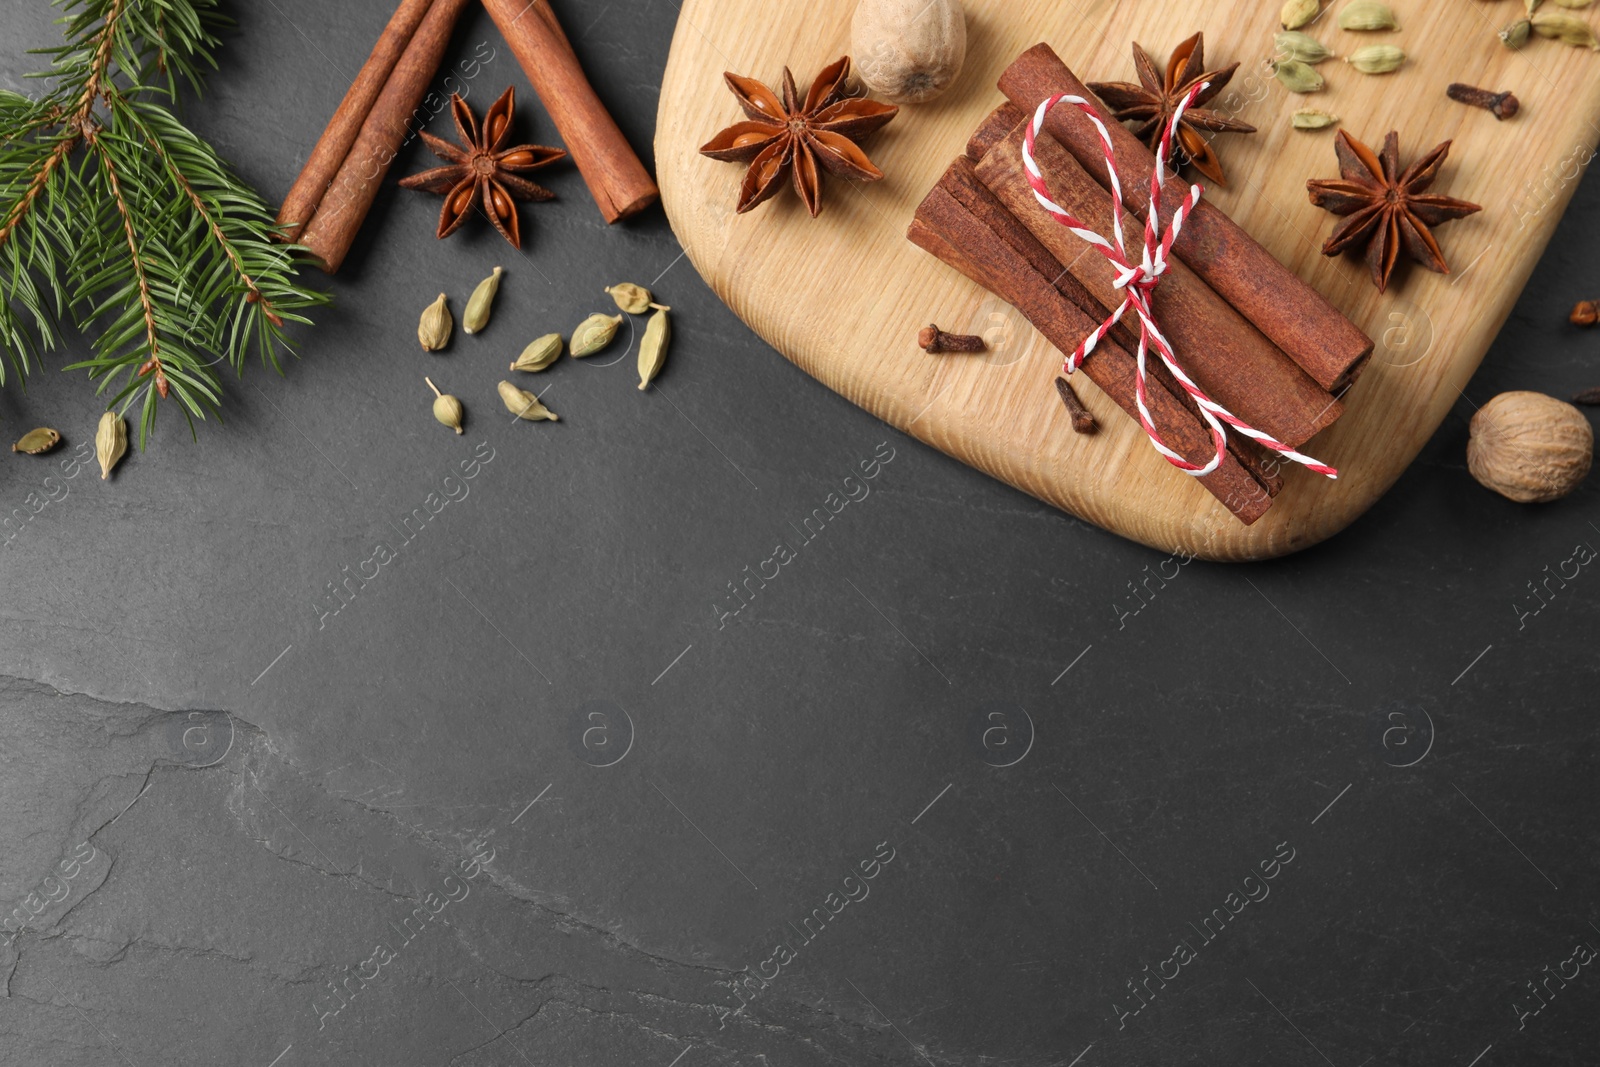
654;0;1600;560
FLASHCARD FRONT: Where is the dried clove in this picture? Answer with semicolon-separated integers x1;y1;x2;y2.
1447;83;1520;120
918;324;985;353
1571;387;1600;405
1055;377;1098;434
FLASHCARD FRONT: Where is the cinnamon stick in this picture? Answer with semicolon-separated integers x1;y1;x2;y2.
909;186;1272;524
296;0;475;272
973;128;1341;449
967;102;1027;162
481;0;659;223
998;44;1373;392
276;0;438;244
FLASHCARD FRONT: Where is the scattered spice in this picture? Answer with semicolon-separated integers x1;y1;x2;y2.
571;313;624;356
419;293;453;351
605;283;669;314
95;412;127;480
1273;59;1326;93
511;334;564;372
918;324;986;352
1282;0;1321;29
1088;33;1257;187
851;0;969;104
1572;387;1600;405
463;267;504;335
1292;107;1341;129
1468;391;1593;502
11;428;61;455
699;57;899;216
1275;31;1333;63
1055;377;1098;434
398;87;567;249
1530;10;1600;48
426;377;465;434
1345;44;1407;73
1306;130;1483;293
1447;83;1521;120
498;380;558;421
1571;299;1599;326
638;308;671;390
1338;0;1398;30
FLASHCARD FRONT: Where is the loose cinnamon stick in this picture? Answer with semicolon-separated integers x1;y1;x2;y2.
998;44;1373;392
276;0;438;244
481;0;659;223
296;0;475;272
974;128;1341;449
909;187;1272;524
967;102;1028;162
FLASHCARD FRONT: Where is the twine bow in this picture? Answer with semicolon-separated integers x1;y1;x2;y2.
1022;86;1337;480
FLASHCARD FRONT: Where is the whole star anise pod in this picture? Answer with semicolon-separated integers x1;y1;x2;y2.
399;87;567;249
699;56;898;217
1307;130;1483;293
1087;32;1256;187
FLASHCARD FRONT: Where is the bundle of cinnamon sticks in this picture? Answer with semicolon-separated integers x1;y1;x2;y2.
279;0;659;273
910;45;1374;525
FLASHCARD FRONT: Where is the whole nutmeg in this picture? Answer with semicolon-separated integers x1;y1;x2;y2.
1467;391;1593;503
851;0;967;104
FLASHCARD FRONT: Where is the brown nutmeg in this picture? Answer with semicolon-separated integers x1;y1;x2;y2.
1467;391;1593;503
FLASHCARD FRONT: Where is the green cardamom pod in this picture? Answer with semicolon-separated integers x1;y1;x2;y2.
570;313;624;357
510;333;564;373
1527;0;1543;12
426;377;464;434
11;427;61;455
1291;107;1340;129
463;266;504;335
1553;0;1596;8
498;380;558;422
95;411;127;479
605;283;669;315
419;293;453;352
637;308;671;391
1532;10;1600;46
1273;59;1325;93
1346;44;1406;73
1501;16;1533;46
1281;0;1321;29
1275;31;1333;63
1338;0;1398;30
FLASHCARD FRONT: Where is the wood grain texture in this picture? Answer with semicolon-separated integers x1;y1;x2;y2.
655;0;1600;560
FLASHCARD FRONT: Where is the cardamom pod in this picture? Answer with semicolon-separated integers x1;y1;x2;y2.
1553;0;1596;8
605;283;669;315
419;293;453;351
498;380;558;422
1532;10;1600;46
1338;0;1398;30
1291;107;1340;129
510;333;564;373
426;377;464;434
637;308;671;391
1282;0;1320;29
11;427;60;455
1346;44;1407;73
1501;16;1533;46
1273;59;1326;93
1275;31;1333;63
95;411;127;479
570;313;624;357
463;266;504;335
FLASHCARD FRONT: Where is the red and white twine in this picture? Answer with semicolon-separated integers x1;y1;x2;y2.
1022;85;1337;480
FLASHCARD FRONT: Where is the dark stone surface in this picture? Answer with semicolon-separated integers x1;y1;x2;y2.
1;2;1597;1065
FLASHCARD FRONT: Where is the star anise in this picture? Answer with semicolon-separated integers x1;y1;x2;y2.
699;56;898;217
1307;130;1483;293
1087;32;1256;187
399;87;567;249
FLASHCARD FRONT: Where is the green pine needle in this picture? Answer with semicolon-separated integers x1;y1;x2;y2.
0;0;328;446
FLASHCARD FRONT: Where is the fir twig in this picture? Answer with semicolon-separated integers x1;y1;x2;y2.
0;0;327;445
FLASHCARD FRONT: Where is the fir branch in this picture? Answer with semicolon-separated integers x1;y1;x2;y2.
0;0;327;443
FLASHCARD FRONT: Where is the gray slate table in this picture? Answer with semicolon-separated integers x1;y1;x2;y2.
0;2;1596;1065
